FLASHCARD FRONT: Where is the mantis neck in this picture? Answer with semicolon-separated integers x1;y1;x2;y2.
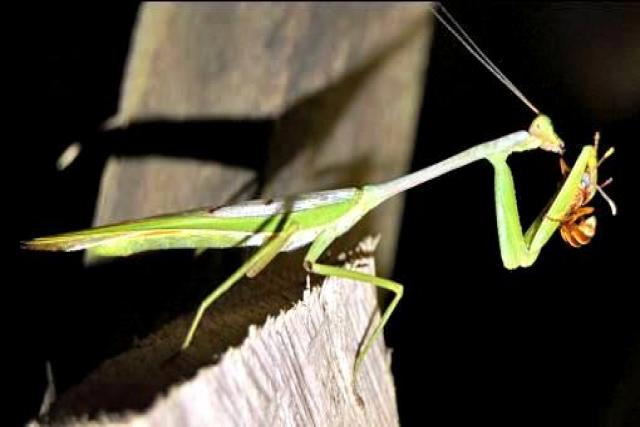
371;130;530;203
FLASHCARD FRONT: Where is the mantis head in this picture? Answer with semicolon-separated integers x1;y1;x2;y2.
528;114;565;154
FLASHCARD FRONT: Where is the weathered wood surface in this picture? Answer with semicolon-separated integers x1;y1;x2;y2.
107;2;431;123
32;238;400;426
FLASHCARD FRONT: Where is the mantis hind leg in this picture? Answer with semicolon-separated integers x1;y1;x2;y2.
304;261;403;377
181;223;299;350
303;233;403;384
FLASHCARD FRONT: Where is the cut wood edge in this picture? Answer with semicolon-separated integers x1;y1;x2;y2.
30;236;399;426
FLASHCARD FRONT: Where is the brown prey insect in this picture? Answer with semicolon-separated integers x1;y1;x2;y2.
550;132;617;247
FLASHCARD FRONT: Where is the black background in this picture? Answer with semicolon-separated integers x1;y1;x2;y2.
8;4;639;426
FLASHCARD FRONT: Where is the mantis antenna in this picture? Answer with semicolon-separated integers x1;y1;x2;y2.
432;3;541;114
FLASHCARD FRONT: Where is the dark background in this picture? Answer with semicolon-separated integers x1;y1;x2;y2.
391;3;639;427
8;3;639;426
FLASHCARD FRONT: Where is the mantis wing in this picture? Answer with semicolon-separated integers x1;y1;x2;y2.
21;189;361;257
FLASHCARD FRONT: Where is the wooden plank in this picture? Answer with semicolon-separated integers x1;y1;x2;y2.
106;2;431;125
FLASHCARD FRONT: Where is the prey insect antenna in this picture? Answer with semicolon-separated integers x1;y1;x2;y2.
432;3;540;114
596;185;618;216
600;177;613;188
598;147;615;167
593;131;615;165
593;131;617;215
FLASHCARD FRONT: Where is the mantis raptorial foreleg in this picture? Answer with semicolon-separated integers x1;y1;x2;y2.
486;139;609;270
488;153;532;269
181;222;300;350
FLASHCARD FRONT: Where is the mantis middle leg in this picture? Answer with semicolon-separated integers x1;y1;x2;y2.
181;223;299;350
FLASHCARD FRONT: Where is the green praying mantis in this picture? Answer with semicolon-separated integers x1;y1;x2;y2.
23;4;616;381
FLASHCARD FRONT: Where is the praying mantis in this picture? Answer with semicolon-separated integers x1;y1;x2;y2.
22;4;616;381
